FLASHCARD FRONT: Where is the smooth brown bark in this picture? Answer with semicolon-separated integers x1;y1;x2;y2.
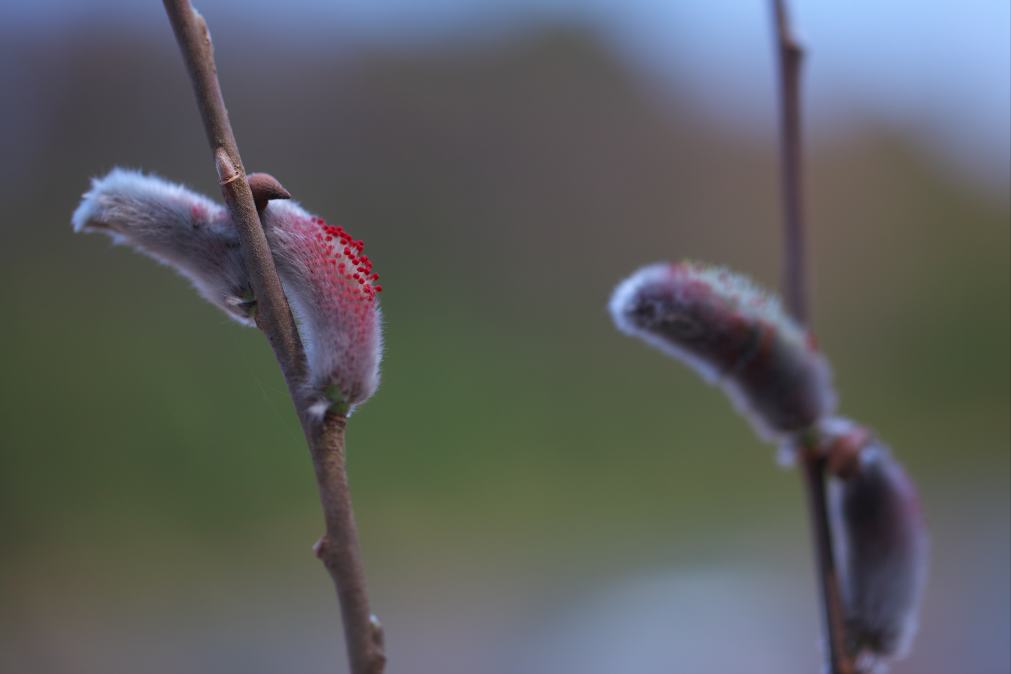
772;0;809;326
800;450;855;674
308;414;387;674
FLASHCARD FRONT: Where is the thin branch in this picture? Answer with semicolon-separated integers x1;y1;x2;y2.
161;3;386;673
771;0;808;325
770;2;854;673
309;415;387;674
799;451;854;674
162;1;303;382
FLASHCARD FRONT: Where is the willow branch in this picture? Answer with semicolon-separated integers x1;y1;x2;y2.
162;0;303;382
309;415;387;674
770;2;854;673
800;450;853;674
772;0;808;325
161;3;386;672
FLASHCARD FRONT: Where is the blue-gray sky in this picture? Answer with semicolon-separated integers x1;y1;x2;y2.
7;0;1009;193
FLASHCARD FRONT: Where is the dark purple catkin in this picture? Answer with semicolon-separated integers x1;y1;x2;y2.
609;262;835;441
821;418;928;672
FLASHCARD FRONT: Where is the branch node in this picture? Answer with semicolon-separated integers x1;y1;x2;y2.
824;425;872;481
215;148;242;185
369;614;385;646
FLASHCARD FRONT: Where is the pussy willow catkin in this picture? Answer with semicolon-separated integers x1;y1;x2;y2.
610;261;835;440
818;418;928;670
73;168;382;413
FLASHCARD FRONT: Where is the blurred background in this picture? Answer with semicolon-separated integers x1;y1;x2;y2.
1;1;1007;673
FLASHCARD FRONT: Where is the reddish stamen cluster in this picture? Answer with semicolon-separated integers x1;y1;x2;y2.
310;216;382;302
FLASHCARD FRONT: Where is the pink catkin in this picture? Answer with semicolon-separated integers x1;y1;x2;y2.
73;169;382;413
265;204;382;411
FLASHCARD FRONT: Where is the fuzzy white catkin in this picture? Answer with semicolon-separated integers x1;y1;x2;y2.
72;168;254;324
73;168;383;412
826;423;928;672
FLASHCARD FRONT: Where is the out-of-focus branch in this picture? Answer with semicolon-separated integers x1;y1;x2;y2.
771;0;808;325
770;2;854;673
161;3;386;672
799;448;855;674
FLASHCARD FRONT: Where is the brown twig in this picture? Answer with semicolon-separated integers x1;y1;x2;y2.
309;415;387;674
800;451;854;674
770;2;854;673
162;3;386;673
162;2;303;382
771;0;808;326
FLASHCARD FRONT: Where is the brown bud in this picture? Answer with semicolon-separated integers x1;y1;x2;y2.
247;172;291;212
